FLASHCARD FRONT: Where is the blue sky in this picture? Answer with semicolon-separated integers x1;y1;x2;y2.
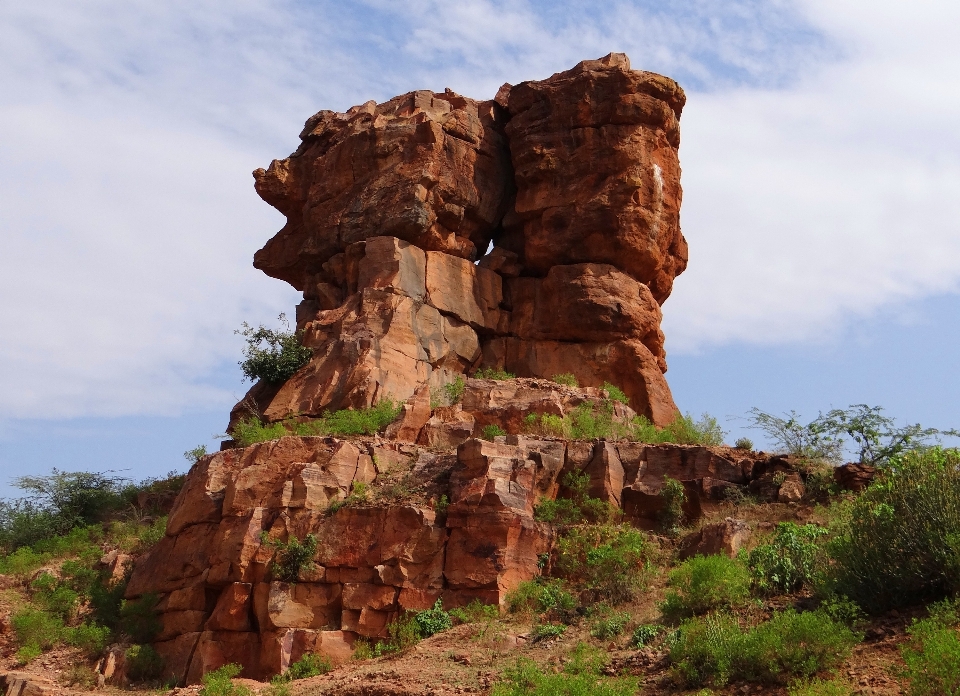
2;0;959;498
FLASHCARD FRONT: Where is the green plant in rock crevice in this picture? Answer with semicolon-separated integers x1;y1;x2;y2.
237;314;312;385
261;533;318;583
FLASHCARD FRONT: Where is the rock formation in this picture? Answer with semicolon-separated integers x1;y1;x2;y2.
127;387;803;684
237;53;687;428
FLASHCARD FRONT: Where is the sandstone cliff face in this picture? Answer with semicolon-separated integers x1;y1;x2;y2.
128;420;791;684
239;54;687;426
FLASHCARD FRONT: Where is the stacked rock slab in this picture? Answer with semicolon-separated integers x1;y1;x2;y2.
127;416;804;684
238;53;686;427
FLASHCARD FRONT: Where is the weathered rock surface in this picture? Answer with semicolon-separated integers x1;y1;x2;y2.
678;518;752;560
128;430;816;685
499;53;688;304
252;90;511;289
237;53;687;428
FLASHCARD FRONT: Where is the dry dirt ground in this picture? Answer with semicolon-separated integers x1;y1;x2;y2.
0;498;916;696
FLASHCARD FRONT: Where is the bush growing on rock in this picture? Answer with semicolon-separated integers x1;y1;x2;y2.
668;610;859;687
199;664;251;696
262;533;318;582
125;644;165;683
482;424;507;440
554;523;651;604
237;315;312;385
493;643;638;696
746;522;828;595
474;367;515;380
658;477;686;533
824;447;960;612
660;555;751;621
551;373;578;387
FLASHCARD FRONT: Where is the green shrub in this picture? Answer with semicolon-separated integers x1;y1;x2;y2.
443;375;466;404
15;645;42;665
414;599;453;637
237;316;312;385
567;401;615;440
65;621;111;656
126;644;165;683
734;437;754;450
184;445;208;464
474;367;515;380
552;373;578;387
263;533;318;583
825;447;960;612
601;382;629;404
747;522;828;594
631;623;662;647
482;424;507;440
492;653;638;696
661;555;751;621
450;600;499;624
231;417;288;446
658;477;686;533
900;605;960;696
534;472;614;526
669;610;858;687
199;663;252;696
31;572;80;620
590;610;631;639
506;579;576;616
531;623;566;642
11;606;65;655
662;413;726;445
275;653;332;681
787;678;855;696
554;524;649;603
352;639;373;660
522;413;567;438
746;408;844;461
297;400;402;437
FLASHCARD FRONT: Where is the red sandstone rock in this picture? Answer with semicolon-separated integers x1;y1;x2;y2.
252;91;511;290
678;518;752;560
206;583;253;632
501;53;687;303
834;463;876;492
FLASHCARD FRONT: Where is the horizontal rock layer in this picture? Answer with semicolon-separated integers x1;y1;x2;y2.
129;433;806;685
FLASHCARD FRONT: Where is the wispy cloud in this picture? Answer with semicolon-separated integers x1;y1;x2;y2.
1;0;957;419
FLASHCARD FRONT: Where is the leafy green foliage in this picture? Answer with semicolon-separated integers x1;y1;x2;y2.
734;437;754;450
819;404;959;467
444;375;466;404
534;472;614;526
482;424;507;440
900;605;960;696
669;610;859;687
450;600;499;625
747;522;828;594
551;373;578;387
787;678;855;696
231;417;288;447
590;609;631;639
274;653;332;682
601;382;629;404
531;623;566;642
414;599;453;637
660;555;751;621
567;401;615;439
237;315;312;384
125;644;165;683
658;477;686;534
11;607;65;660
474;367;515;380
554;523;650;603
262;533;318;583
506;578;576;616
199;664;252;696
825;447;960;612
631;623;662;647
120;593;161;643
184;445;209;464
492;643;638;696
746;408;845;461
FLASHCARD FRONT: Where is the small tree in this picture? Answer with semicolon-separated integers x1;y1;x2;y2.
746;409;844;461
237;314;312;384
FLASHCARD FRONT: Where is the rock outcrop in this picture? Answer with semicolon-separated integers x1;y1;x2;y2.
238;53;687;426
129;376;814;685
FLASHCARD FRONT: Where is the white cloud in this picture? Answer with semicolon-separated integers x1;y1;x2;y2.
1;0;958;419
